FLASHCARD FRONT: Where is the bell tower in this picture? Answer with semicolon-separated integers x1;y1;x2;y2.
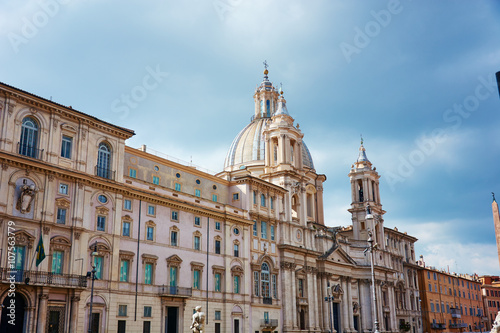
253;61;280;120
348;139;386;244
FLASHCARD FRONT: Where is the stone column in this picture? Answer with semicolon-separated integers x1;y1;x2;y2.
69;296;80;333
348;278;354;331
360;280;371;332
342;278;349;333
26;306;36;333
313;271;320;330
308;270;315;329
265;139;270;167
351;181;356;203
291;268;297;329
278;135;285;164
282;266;291;329
316;183;325;225
36;293;49;333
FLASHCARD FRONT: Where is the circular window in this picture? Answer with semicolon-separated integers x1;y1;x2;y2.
196;179;201;185
154;165;159;172
233;227;240;235
98;195;108;204
176;173;181;178
213;185;217;190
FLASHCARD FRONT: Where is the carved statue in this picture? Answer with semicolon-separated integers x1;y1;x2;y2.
190;306;205;333
16;181;37;213
491;311;500;333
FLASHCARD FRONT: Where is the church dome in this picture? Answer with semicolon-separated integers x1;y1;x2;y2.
224;118;315;170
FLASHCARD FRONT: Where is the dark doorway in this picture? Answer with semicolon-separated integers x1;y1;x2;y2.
353;315;359;332
48;310;60;333
0;293;26;333
299;309;306;330
234;319;239;333
332;303;340;333
91;313;100;333
165;307;178;333
117;320;126;333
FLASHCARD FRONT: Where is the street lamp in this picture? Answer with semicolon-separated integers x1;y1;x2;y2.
87;243;98;333
324;282;335;333
367;228;380;333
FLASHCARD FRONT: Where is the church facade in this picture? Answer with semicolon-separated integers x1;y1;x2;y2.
0;68;420;333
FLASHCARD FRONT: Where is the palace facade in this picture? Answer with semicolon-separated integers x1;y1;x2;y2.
0;68;420;333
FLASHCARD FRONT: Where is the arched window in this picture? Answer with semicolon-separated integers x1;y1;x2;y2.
97;143;112;179
291;195;299;218
266;99;270;117
19;117;39;158
261;263;270;298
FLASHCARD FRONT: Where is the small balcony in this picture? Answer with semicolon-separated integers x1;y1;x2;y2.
18;143;43;160
0;268;87;288
95;166;115;180
158;285;192;298
263;297;272;305
260;319;278;331
431;323;446;330
450;307;461;318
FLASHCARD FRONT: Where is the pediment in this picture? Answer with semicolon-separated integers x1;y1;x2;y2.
325;246;356;265
166;254;182;264
55;198;71;208
61;123;77;133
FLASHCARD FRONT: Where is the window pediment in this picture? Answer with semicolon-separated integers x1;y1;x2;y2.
212;265;225;274
60;123;77;133
89;242;111;253
191;261;205;271
142;253;158;264
14;230;35;248
166;254;182;267
55;198;71;208
119;250;135;260
231;265;244;274
122;215;133;222
96;206;109;215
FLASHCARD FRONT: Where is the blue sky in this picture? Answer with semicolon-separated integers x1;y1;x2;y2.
1;0;500;275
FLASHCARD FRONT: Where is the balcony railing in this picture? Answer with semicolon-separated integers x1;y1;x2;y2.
260;319;278;328
431;323;446;330
18;142;43;160
0;268;87;288
263;297;273;305
158;285;192;297
95;166;115;180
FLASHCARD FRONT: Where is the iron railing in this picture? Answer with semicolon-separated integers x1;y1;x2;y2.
260;319;278;328
0;268;87;288
95;166;115;180
18;142;43;160
158;285;192;297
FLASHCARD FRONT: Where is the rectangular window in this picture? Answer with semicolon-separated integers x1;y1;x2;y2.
195;217;201;226
428;284;432;292
97;216;106;231
51;250;63;274
175;183;181;191
169;267;177;287
215;221;221;230
261;194;266;207
152;176;160;185
61;136;72;158
233;275;240;294
298;279;304;297
147;205;155;216
122;221;130;237
144;306;152;317
195;189;201;197
124;199;132;210
253;221;258;236
233;193;239;201
56;208;66;224
434;272;437;280
129;168;137;178
171;231;178;246
261;221;267;239
120;260;129;282
215;273;221;292
145;263;153;285
171;211;178;221
215;240;221;254
143;321;151;333
254;271;259;296
59;183;68;194
194;236;200;250
431;303;435;312
212;194;218;202
270;197;274;209
193;270;200;289
214;310;221;321
118;305;127;317
272;274;277;298
94;256;103;280
253;191;257;204
427;271;430;279
234;244;239;257
146;226;154;241
270;225;275;241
